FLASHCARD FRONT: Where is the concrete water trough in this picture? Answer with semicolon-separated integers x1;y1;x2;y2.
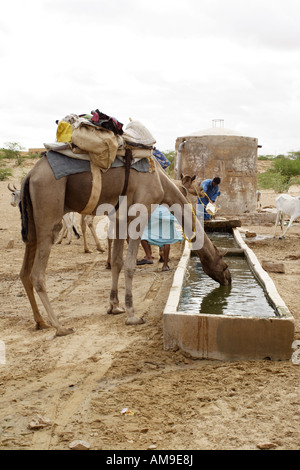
163;228;295;361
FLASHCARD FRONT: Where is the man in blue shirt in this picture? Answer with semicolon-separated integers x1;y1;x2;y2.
197;177;221;220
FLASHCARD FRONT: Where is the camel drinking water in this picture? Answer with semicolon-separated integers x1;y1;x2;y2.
19;155;231;337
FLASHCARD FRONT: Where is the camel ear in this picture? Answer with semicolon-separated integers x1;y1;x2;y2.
180;173;183;180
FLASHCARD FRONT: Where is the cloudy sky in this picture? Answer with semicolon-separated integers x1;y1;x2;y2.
1;0;300;155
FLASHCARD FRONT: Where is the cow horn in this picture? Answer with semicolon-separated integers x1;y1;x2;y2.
8;183;14;192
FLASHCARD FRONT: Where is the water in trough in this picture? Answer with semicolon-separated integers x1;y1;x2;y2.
178;233;277;318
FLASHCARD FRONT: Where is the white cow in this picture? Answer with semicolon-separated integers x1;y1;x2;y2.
56;212;81;245
56;213;104;252
80;214;104;253
273;194;300;238
8;184;20;207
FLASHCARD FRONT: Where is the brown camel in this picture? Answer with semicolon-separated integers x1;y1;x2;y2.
19;156;231;336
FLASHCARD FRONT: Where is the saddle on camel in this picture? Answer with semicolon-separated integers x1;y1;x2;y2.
19;110;231;337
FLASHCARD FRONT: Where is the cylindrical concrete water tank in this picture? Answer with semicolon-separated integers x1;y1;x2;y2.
175;126;258;215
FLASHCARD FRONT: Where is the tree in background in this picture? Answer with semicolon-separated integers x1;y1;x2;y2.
258;150;300;192
163;150;176;177
0;142;25;166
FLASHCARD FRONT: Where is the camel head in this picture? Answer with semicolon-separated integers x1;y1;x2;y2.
194;244;232;286
208;245;231;286
180;173;196;190
215;260;232;286
180;175;205;198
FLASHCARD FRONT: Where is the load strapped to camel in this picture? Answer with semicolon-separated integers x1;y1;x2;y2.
44;110;157;214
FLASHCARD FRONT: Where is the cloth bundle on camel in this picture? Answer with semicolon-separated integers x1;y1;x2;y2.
48;113;156;166
55;113;120;171
44;112;157;214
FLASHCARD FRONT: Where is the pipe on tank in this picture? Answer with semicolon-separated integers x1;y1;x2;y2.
176;140;186;180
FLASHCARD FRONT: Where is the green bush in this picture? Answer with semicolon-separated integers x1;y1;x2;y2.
257;155;275;160
1;142;25;166
257;152;300;192
164;150;176;177
288;150;300;159
0;168;13;181
273;156;300;179
26;151;41;159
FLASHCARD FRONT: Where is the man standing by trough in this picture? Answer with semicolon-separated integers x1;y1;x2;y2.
197;177;221;220
136;148;183;271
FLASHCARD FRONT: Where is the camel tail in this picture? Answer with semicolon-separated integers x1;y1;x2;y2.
20;176;31;243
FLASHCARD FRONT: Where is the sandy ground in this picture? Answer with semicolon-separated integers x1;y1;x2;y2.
0;159;299;451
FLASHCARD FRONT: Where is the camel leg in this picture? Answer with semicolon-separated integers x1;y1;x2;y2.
107;237;125;315
106;219;115;269
30;234;74;336
124;237;145;325
106;238;112;269
20;241;50;330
